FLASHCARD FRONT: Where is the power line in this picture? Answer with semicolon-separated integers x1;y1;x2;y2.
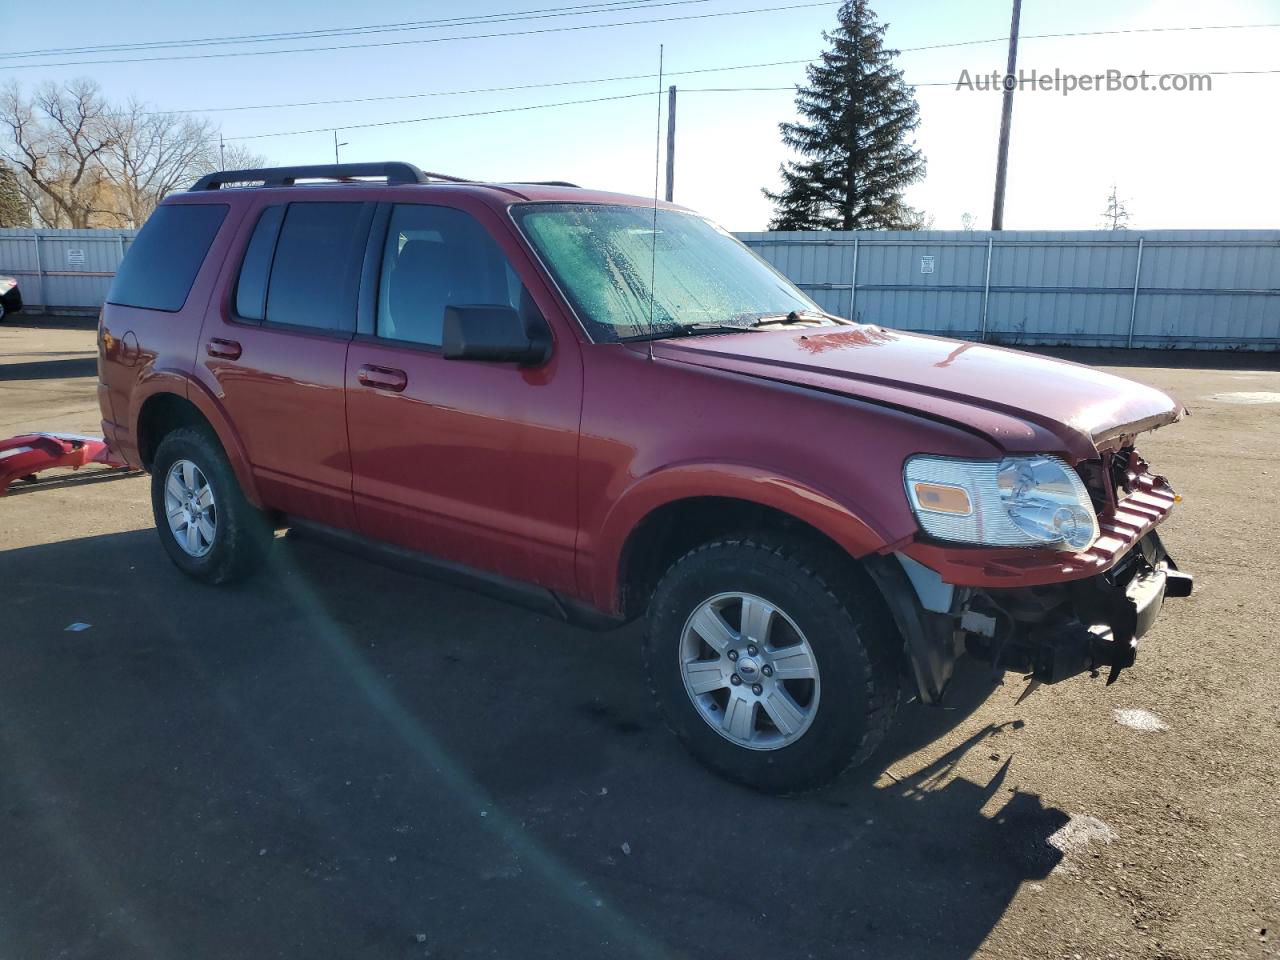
218;70;1280;142
0;0;714;60
219;87;802;142
150;58;821;115
7;12;1276;73
146;33;1280;118
0;1;839;70
224;91;659;140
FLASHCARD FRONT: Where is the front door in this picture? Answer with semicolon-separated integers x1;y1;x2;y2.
344;201;582;593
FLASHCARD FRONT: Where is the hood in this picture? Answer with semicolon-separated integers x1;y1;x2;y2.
652;325;1183;459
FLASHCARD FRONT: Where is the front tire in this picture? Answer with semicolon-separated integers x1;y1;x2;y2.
150;426;271;584
644;536;900;793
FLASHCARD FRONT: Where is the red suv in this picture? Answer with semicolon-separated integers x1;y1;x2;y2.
98;162;1192;792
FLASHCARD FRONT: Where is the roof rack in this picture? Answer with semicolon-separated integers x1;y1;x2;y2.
189;162;471;191
514;180;581;188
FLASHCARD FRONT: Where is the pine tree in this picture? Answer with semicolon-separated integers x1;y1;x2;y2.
0;162;29;228
1101;184;1130;230
764;0;926;231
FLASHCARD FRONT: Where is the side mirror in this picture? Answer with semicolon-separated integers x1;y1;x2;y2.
442;304;551;366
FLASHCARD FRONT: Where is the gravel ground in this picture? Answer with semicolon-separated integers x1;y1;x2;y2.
1;314;1277;960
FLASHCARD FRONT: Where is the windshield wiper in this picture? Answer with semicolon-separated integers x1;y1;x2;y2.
619;323;755;342
748;310;848;328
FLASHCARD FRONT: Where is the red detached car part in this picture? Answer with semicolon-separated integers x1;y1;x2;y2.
0;433;131;496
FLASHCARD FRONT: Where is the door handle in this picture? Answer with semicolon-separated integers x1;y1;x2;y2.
206;338;242;360
357;364;408;392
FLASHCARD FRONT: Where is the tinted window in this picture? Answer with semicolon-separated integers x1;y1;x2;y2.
108;203;227;312
377;204;522;346
265;202;370;332
235;205;284;321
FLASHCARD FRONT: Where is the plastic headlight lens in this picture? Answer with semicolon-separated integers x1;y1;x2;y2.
0;278;15;294
905;455;1098;552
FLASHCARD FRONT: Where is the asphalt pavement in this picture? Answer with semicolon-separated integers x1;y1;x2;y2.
2;314;1277;960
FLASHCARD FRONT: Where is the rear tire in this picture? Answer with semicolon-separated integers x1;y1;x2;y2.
150;426;271;584
644;536;900;793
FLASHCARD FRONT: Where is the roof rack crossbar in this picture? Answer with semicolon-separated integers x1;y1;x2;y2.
189;162;470;191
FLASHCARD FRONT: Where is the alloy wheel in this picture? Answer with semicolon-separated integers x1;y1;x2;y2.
679;592;821;750
164;459;217;558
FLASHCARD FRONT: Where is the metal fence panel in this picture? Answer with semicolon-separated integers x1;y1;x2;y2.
739;228;1280;350
2;226;1277;349
0;228;135;311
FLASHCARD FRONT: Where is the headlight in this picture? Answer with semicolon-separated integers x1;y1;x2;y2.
904;454;1098;552
0;278;15;294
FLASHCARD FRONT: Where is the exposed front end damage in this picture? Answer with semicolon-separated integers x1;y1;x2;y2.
961;530;1192;687
871;446;1194;702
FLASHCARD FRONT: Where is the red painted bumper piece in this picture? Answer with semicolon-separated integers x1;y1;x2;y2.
0;433;132;496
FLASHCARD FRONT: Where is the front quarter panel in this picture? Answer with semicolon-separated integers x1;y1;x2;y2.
577;344;1001;612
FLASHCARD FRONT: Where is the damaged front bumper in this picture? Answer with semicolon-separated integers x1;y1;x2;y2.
867;531;1193;703
0;433;130;495
866;447;1193;703
961;531;1193;686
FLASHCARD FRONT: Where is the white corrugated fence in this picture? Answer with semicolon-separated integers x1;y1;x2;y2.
3;226;1277;349
739;229;1280;350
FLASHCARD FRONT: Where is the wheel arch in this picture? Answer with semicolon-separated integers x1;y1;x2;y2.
134;381;262;507
596;463;901;619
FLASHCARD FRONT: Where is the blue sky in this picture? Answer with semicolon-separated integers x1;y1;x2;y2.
2;0;1277;230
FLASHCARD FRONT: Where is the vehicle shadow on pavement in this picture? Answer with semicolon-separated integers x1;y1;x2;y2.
3;467;136;496
0;528;1067;960
0;314;98;332
0;357;98;381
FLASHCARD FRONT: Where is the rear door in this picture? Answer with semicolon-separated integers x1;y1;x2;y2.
197;199;373;528
344;199;582;593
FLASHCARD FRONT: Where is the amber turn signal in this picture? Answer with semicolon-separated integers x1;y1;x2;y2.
911;481;973;515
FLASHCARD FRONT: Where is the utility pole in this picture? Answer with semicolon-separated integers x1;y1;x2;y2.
664;85;677;202
333;130;349;164
990;0;1021;230
219;134;226;170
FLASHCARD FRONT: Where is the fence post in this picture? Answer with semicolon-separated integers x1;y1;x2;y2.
31;232;44;308
1126;236;1145;349
116;234;126;264
848;235;859;321
979;236;994;342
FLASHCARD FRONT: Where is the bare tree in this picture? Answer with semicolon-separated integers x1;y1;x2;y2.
0;79;120;228
1101;184;1131;230
100;100;220;227
216;141;267;173
960;212;976;231
1;79;269;229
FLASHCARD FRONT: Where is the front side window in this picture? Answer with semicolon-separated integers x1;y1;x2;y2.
513;203;818;341
376;204;522;346
265;202;370;332
108;203;228;312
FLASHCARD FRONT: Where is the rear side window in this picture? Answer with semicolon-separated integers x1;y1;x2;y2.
108;204;227;312
235;205;284;321
264;202;370;332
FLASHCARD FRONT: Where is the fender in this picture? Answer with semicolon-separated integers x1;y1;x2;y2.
130;371;264;509
586;461;907;614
